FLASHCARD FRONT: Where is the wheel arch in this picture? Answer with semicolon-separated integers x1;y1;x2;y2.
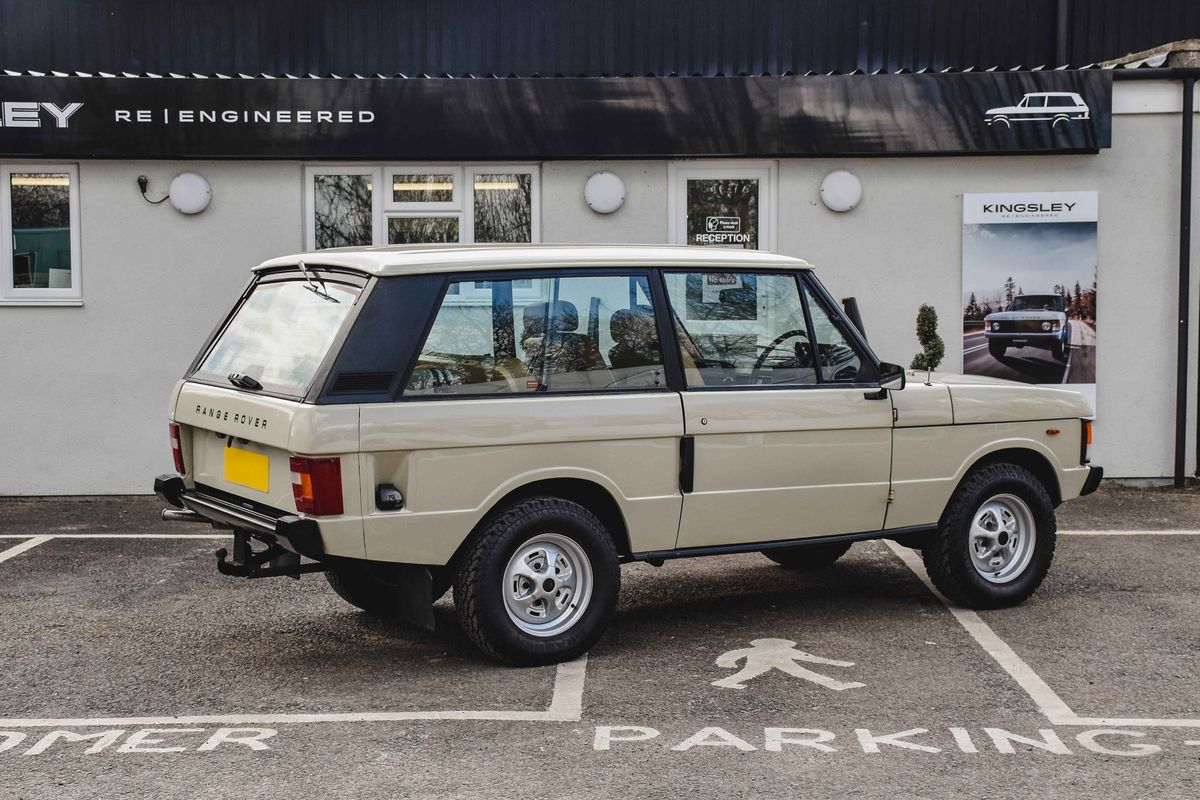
451;476;633;568
954;446;1063;509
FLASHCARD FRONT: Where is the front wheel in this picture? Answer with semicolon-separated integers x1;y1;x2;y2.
988;340;1006;359
922;463;1056;609
454;497;620;665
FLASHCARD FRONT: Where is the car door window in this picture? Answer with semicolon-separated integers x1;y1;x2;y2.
801;284;866;383
405;273;664;396
663;271;818;387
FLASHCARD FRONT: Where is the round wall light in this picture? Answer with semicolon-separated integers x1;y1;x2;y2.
584;171;625;214
819;169;862;213
168;172;212;214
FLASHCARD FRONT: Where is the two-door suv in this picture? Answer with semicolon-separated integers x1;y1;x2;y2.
984;293;1071;361
155;244;1101;665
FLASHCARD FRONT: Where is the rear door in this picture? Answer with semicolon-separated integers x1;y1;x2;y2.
664;269;893;549
178;272;364;511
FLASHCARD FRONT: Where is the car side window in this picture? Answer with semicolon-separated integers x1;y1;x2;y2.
800;284;865;383
663;271;818;387
405;273;665;396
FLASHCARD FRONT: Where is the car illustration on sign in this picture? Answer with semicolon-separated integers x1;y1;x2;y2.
984;92;1090;128
984;293;1070;361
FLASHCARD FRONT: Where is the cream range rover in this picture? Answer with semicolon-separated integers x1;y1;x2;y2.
155;244;1102;665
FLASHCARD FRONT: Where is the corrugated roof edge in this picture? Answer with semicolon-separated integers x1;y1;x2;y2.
252;244;814;277
1;63;1164;79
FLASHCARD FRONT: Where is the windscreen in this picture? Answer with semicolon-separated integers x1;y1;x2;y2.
197;279;360;396
1010;295;1062;312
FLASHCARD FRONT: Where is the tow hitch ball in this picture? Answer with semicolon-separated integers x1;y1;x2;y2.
215;531;326;580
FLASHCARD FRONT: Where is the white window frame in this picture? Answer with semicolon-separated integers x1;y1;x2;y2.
383;165;462;212
667;161;778;253
304;163;540;252
461;165;542;245
0;163;83;306
303;165;384;251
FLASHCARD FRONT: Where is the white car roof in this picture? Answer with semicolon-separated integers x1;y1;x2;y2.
253;243;814;276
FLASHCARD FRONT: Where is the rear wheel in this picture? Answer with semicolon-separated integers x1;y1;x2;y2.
762;541;852;571
454;497;620;665
922;463;1056;609
325;562;450;617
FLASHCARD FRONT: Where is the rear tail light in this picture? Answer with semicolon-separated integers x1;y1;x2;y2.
169;423;185;474
289;456;344;516
1080;419;1093;464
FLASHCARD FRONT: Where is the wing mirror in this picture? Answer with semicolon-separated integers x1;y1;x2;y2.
878;362;906;392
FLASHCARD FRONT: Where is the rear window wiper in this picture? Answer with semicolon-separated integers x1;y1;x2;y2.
228;373;263;391
298;259;339;303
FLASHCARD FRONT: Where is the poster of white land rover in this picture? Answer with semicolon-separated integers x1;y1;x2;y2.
962;192;1097;406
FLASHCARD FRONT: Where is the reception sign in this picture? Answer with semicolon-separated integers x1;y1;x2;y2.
962;192;1098;410
0;70;1110;160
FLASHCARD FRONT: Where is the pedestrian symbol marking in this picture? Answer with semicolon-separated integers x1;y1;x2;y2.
711;638;865;691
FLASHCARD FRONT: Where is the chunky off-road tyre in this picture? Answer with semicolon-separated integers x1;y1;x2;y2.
923;462;1056;609
762;541;853;571
325;562;450;616
1052;338;1068;362
453;496;620;666
988;340;1006;359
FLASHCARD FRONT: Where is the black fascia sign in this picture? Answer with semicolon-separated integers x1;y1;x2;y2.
0;70;1111;160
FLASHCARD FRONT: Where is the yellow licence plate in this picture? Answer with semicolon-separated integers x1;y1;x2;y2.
223;446;269;493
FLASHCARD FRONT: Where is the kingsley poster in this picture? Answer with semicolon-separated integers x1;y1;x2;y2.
962;192;1097;411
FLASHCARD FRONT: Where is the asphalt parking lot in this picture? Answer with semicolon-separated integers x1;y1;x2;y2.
2;486;1199;799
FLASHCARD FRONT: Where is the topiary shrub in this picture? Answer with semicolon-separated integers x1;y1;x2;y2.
910;304;945;371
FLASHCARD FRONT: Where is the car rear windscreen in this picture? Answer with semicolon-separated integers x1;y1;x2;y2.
196;279;361;396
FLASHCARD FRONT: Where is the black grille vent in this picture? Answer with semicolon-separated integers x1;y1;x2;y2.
328;371;396;395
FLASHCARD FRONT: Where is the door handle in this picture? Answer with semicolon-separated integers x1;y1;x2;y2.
679;436;695;494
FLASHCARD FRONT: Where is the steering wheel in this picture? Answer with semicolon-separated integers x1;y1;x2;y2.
753;329;812;371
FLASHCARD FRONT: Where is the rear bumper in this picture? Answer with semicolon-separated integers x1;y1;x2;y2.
1080;465;1104;497
154;473;324;558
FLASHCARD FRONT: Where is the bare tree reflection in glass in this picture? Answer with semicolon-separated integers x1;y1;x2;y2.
474;174;532;243
388;216;460;244
314;174;373;249
685;178;759;250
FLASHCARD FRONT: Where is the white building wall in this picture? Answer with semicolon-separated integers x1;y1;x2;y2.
0;88;1195;493
0;161;302;494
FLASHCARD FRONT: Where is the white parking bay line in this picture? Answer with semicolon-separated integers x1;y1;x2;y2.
883;541;1076;724
884;540;1200;729
0;655;588;729
3;533;232;539
0;536;52;564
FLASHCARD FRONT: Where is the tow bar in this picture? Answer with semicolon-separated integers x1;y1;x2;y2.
215;530;327;580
